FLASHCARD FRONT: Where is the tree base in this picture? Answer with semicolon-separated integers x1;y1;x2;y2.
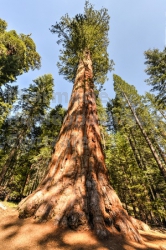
18;181;148;243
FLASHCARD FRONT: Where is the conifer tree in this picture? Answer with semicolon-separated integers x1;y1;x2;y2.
113;74;166;181
0;17;41;134
106;97;166;226
0;85;17;129
0;74;54;186
108;75;166;225
18;2;147;241
0;18;41;85
144;47;166;107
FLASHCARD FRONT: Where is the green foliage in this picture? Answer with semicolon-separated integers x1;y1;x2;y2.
0;74;54;199
144;47;166;106
0;19;7;33
50;1;114;86
17;105;65;197
0;18;41;85
145;92;166;120
0;85;18;129
105;75;166;225
0;200;18;208
0;101;66;199
20;74;54;119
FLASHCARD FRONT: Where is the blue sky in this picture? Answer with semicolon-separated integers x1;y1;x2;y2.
1;0;166;107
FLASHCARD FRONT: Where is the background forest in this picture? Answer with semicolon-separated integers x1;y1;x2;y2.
0;1;166;230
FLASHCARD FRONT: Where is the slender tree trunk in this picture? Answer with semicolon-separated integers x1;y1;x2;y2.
0;148;18;185
158;109;166;121
123;92;166;181
128;131;158;206
18;51;146;241
21;164;33;198
120;165;138;219
0;132;24;185
127;132;144;170
153;140;166;165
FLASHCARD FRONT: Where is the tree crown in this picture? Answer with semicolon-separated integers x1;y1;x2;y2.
144;47;166;107
0;18;41;85
50;1;113;86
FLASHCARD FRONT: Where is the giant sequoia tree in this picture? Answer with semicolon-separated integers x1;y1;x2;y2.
18;2;146;241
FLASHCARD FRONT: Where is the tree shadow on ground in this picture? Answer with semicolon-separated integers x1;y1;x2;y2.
0;208;165;250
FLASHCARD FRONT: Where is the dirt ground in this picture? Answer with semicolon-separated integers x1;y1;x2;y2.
0;207;166;250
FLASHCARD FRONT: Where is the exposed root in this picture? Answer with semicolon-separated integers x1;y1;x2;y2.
130;217;151;231
106;205;143;243
18;190;44;218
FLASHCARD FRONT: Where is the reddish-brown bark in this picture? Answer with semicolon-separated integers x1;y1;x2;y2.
18;51;147;242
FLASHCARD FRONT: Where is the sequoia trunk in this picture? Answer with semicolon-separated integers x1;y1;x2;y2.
18;51;145;241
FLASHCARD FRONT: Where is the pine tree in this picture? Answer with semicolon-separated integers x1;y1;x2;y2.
21;105;66;198
144;47;166;107
0;84;17;129
113;74;166;181
107;75;166;225
0;74;54;186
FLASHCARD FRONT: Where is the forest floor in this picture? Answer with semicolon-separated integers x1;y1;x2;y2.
0;203;166;250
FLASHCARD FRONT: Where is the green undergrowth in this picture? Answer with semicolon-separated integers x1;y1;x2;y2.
0;200;18;208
